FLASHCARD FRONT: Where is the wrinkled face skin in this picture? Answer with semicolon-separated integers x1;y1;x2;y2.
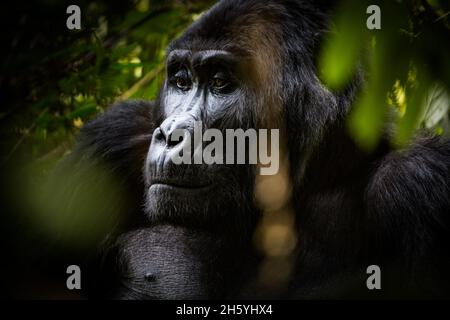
141;0;290;240
145;48;255;232
143;35;276;234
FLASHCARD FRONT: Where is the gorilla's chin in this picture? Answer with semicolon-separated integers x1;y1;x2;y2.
144;179;256;235
147;183;214;205
144;183;217;226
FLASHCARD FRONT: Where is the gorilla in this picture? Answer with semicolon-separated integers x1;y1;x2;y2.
96;225;255;299
62;0;450;299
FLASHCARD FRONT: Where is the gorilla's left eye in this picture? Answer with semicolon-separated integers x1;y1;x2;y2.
211;77;227;88
210;73;231;91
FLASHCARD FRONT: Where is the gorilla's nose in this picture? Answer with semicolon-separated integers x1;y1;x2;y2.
157;115;195;148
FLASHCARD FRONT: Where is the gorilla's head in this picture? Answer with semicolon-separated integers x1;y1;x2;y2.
143;0;345;236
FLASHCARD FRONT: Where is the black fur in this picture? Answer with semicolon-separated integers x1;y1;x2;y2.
64;0;450;298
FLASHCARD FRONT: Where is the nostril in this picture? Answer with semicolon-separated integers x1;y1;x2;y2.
167;132;183;147
154;128;165;141
158;116;191;148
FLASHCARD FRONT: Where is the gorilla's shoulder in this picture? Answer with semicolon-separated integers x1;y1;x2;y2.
78;100;156;148
67;100;157;182
74;100;156;159
366;134;450;232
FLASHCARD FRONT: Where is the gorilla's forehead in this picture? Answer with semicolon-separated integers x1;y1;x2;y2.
167;1;282;57
166;49;241;69
168;36;253;59
166;19;282;88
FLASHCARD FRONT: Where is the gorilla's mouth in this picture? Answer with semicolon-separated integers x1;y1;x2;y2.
149;179;212;191
145;178;217;226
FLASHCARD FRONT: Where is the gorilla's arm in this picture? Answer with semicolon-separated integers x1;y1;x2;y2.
73;100;157;191
367;135;450;295
50;101;159;297
63;100;158;229
103;225;244;299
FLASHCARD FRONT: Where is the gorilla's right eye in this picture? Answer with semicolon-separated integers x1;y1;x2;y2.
171;69;192;91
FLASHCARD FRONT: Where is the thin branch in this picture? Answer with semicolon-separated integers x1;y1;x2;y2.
66;6;172;72
2;107;48;166
118;64;165;100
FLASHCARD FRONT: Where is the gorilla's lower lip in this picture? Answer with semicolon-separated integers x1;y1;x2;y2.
150;182;211;190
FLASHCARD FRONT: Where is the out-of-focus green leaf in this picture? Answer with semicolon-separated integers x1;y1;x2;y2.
67;105;98;120
422;84;450;128
318;1;368;90
23;161;126;249
394;67;430;146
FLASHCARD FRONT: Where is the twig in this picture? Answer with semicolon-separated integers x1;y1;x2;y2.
2;107;48;166
66;6;172;72
118;64;165;100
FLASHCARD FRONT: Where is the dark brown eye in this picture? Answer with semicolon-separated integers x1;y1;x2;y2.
210;77;228;89
176;77;188;89
172;69;191;91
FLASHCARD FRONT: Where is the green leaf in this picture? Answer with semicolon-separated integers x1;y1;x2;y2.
67;105;98;120
318;1;368;90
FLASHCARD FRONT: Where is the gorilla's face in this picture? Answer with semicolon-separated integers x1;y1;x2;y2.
142;0;286;235
144;47;261;232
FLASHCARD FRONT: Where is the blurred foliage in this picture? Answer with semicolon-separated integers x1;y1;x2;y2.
21;160;126;249
319;0;450;150
0;0;214;169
